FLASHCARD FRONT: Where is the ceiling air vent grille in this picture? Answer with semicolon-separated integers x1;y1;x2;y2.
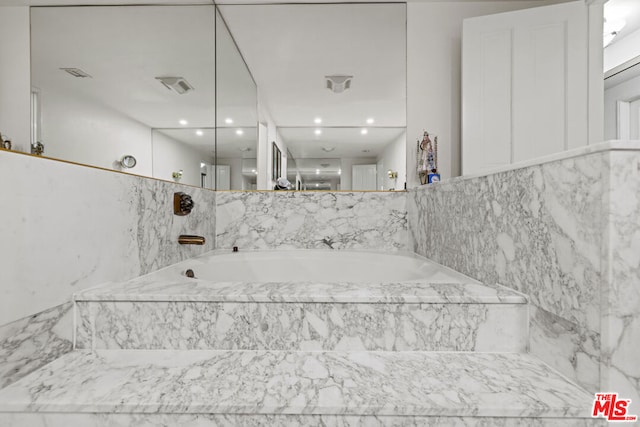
325;75;352;93
60;68;92;78
156;76;194;95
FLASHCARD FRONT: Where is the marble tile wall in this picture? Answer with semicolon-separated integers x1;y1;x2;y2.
601;150;640;416
0;150;216;387
408;143;640;403
216;191;408;251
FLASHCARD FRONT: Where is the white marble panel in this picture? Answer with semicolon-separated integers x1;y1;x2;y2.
75;300;527;352
601;150;640;417
529;305;600;393
0;151;216;325
409;152;606;333
0;413;606;426
0;350;594;418
216;191;407;250
0;302;72;389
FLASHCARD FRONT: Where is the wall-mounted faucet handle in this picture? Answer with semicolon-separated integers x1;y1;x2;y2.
174;192;194;216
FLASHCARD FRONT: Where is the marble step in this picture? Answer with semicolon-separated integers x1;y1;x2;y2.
0;350;602;427
75;281;528;352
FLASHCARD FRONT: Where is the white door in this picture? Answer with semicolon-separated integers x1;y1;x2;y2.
215;165;231;190
352;164;377;190
462;1;598;175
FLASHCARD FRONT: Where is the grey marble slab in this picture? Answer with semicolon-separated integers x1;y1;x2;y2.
216;191;407;251
75;279;527;304
409;152;605;333
75;300;527;352
0;413;607;426
0;350;594;418
0;302;73;389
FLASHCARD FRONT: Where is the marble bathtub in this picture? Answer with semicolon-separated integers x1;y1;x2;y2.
74;250;528;353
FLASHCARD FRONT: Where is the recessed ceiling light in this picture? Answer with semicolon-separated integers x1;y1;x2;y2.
252;169;256;173
316;183;319;187
314;129;322;136
225;118;233;124
196;130;204;136
361;129;368;135
316;169;320;175
179;119;188;126
366;118;375;124
338;169;342;175
314;117;322;124
200;162;206;168
236;129;244;136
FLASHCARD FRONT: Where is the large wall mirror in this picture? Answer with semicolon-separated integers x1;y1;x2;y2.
219;3;407;191
29;3;405;191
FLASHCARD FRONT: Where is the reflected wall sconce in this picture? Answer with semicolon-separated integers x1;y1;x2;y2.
388;170;398;179
172;170;183;181
120;154;137;169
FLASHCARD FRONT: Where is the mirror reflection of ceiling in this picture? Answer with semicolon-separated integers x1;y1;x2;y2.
31;6;216;129
280;127;406;159
218;3;406;128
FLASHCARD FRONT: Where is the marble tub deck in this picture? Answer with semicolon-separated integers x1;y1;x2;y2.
0;350;596;420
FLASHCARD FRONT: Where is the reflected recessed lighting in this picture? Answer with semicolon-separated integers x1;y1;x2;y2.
338;169;342;175
225;118;233;124
314;129;322;136
316;183;319;187
200;162;206;168
316;169;320;175
251;169;256;173
196;130;204;136
236;129;244;136
361;128;368;135
366;118;374;124
314;117;322;124
179;119;188;126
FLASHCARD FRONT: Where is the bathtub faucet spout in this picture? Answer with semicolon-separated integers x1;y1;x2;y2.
178;235;206;245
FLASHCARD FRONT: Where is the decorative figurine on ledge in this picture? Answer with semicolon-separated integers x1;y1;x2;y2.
32;141;45;156
0;133;12;151
417;131;440;184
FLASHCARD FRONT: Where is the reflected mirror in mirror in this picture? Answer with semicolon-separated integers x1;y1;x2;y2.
280;127;406;191
30;5;216;181
219;3;406;191
216;8;258;191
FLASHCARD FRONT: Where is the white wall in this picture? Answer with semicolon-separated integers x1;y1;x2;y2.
604;74;640;140
216;157;244;189
41;88;153;176
406;0;565;186
377;131;406;191
152;132;213;187
604;28;640;72
0;7;30;153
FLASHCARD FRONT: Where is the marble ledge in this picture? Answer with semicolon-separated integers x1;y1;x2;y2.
74;280;527;304
410;140;640;189
0;350;594;418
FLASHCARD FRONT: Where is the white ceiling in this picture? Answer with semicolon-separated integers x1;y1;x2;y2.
31;6;217;129
605;0;640;44
218;3;407;128
280;127;406;159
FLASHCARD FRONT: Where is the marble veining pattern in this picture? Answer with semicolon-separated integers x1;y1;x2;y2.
0;413;606;426
601;150;640;416
0;350;594;418
75;300;527;352
0;150;216;326
0;302;73;389
76;278;526;304
215;191;407;250
409;153;605;332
